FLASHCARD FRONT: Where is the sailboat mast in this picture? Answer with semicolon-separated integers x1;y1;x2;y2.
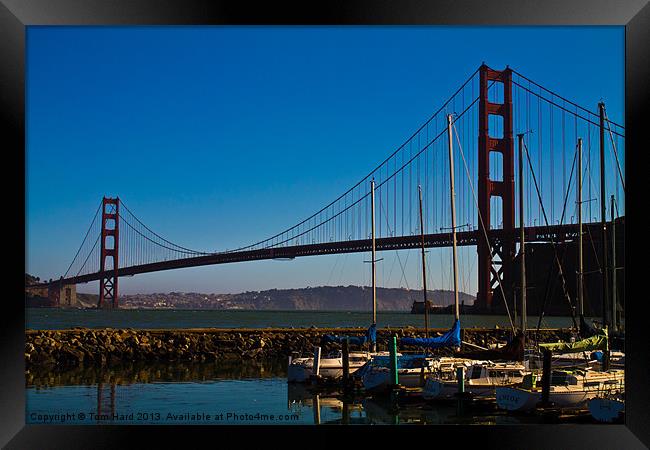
611;195;617;333
418;185;429;338
371;179;377;352
447;114;460;321
598;102;610;329
577;138;585;325
518;134;527;340
598;102;611;372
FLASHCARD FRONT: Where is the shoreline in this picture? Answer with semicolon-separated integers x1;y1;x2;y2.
25;306;599;318
25;327;575;369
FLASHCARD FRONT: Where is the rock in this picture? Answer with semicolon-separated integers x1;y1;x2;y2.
24;327;571;369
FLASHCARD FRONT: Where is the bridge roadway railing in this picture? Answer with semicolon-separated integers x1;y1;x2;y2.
46;221;608;287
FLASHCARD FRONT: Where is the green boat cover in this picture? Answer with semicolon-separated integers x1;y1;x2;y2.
539;327;608;353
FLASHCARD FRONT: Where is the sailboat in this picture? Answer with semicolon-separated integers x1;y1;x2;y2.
423;132;531;401
496;366;624;412
496;135;625;412
287;180;387;383
362;114;476;392
495;328;624;411
286;329;379;382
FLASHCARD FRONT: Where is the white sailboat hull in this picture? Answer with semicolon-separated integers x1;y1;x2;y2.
497;369;625;412
287;354;372;383
287;364;312;383
496;386;540;411
496;386;605;411
423;379;496;401
423;362;526;401
497;383;623;411
287;363;366;383
363;368;429;392
362;357;475;392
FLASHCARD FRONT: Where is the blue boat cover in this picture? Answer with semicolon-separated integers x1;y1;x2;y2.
399;319;461;349
591;351;604;362
367;323;377;344
322;323;377;346
367;354;430;369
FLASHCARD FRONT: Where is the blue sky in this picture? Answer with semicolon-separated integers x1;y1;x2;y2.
26;26;624;295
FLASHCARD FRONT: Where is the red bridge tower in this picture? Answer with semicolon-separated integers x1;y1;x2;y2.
476;64;516;312
99;197;120;308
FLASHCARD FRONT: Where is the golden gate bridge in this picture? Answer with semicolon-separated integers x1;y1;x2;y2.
39;64;625;320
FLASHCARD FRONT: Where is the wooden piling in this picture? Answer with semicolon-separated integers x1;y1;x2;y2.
540;349;552;407
342;399;350;425
457;366;466;395
342;338;350;385
313;394;321;425
313;346;321;377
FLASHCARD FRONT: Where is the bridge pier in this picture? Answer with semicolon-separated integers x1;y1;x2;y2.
99;197;120;309
47;280;77;307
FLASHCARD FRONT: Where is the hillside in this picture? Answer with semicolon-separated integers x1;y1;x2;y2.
26;269;475;310
113;286;475;311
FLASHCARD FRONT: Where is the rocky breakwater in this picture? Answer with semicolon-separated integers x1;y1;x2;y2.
25;327;574;368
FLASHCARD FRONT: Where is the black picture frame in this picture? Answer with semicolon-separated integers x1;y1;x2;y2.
2;1;648;448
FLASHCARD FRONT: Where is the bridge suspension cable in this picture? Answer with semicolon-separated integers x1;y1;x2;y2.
119;200;210;255
511;68;624;131
521;139;579;332
452;117;515;334
63;200;102;278
227;67;483;254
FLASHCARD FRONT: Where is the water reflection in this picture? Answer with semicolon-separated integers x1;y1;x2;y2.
26;359;562;425
28;358;290;423
96;382;116;420
285;382;533;425
287;384;365;424
26;357;288;387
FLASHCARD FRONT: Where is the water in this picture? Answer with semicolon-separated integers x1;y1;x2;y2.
26;359;539;425
26;308;583;330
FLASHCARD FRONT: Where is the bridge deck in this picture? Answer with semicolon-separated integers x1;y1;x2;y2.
47;222;606;287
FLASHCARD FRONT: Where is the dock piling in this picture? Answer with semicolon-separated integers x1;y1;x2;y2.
313;346;321;376
342;399;350;425
539;349;552;407
313;394;321;425
342;338;350;390
389;335;398;387
456;366;466;395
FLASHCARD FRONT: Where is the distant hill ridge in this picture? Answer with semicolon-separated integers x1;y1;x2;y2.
76;285;475;311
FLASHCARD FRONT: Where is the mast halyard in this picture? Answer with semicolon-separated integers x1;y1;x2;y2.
371;179;377;353
598;101;610;371
577;138;585;332
611;195;617;333
418;185;430;339
447;114;460;322
518;133;527;348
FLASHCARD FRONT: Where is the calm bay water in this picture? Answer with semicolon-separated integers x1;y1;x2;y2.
26;359;536;425
26;308;582;330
